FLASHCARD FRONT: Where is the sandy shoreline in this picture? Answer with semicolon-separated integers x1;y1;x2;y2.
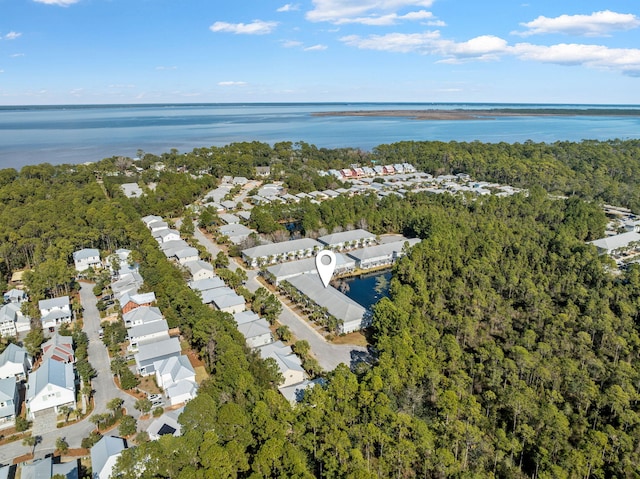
312;109;640;121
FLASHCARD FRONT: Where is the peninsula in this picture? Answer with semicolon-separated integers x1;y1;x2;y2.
313;107;640;120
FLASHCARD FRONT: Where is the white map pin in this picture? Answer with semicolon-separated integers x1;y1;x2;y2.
315;250;337;288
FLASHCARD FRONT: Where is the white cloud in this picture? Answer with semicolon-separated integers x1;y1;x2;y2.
513;42;640;75
33;0;80;5
282;40;304;48
10;53;25;58
306;0;435;24
210;20;278;35
218;81;248;86
4;32;22;40
514;10;640;37
277;3;300;12
335;9;434;25
304;44;328;51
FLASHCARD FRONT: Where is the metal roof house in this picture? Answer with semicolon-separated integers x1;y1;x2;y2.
121;182;143;198
0;377;18;429
256;341;306;387
241;238;322;268
347;238;421;270
135;337;181;376
211;292;246;315
589;231;640;255
237;317;273;348
183;260;215;281
285;274;369;334
0;302;30;337
127;320;170;351
91;435;127;479
42;333;74;363
318;229;377;251
73;248;101;273
20;456;79;479
265;253;355;286
26;358;76;419
119;292;156;314
0;343;31;380
147;407;184;441
39;296;72;330
123;306;164;328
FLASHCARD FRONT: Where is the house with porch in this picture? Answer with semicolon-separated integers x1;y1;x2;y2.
73;248;101;273
0;343;31;380
39;296;72;330
26;359;76;420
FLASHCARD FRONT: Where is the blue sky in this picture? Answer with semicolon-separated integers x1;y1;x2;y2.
1;0;640;104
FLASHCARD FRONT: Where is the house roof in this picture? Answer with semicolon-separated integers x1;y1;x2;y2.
218;224;253;238
256;341;293;358
147;407;184;439
318;229;375;246
183;260;214;276
41;309;72;323
166;380;198;400
111;272;144;296
589;231;640;252
4;288;26;301
154;355;195;383
0;343;29;368
266;253;354;281
212;293;245;310
160;239;189;252
347;238;420;262
0;303;20;323
237;318;272;339
189;277;225;292
173;247;199;260
153;229;180;240
123;306;163;326
242;238;322;260
142;215;163;226
219;213;240;224
233;311;261;325
0;376;16;402
27;359;74;401
199;286;235;304
127;320;169;340
38;296;69;311
135;337;181;364
285;274;367;326
91;435;127;479
42;334;74;361
120;292;156;307
73;248;100;261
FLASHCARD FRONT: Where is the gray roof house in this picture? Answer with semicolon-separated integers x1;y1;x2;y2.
73;248;101;272
20;456;79;479
241;238;322;268
135;337;181;376
123;306;163;328
0;302;30;337
285;274;369;334
26;359;76;419
153;229;181;244
172;247;199;265
121;182;143;198
91;435;127;479
141;215;163;227
265;253;355;286
183;260;215;281
589;231;640;255
237;318;273;348
147;407;184;441
111;272;144;297
39;296;72;330
212;292;246;315
3;288;26;303
317;229;377;250
0;343;31;380
127;320;170;351
189;277;226;293
347;238;420;269
0;377;19;429
257;341;305;387
218;224;254;245
233;310;261;326
198;285;236;305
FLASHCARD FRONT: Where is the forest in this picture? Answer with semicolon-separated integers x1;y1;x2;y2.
1;138;640;477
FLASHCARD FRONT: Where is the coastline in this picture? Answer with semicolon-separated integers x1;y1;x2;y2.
312;108;640;121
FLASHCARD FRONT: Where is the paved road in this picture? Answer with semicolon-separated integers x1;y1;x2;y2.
0;283;150;464
193;226;368;371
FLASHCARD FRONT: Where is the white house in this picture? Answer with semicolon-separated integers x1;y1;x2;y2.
147;407;183;441
317;229;377;251
121;182;143;198
73;248;101;272
39;296;72;330
153;229;181;244
257;342;306;387
189;277;226;294
111;272;144;297
3;288;26;304
127;320;170;351
172;247;199;265
154;355;198;406
119;292;156;314
237;318;273;348
135;337;181;376
589;231;640;256
0;377;19;429
347;238;420;270
107;249;138;278
91;435;127;479
0;303;30;337
20;456;79;479
141;215;163;227
0;343;31;380
42;334;74;363
26;359;76;419
211;292;246;314
123;306;163;328
183;260;215;281
147;220;169;233
241;238;322;268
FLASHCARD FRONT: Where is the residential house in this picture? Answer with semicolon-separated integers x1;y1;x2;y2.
153;229;181;244
141;215;163;227
0;302;30;337
264;253;355;286
171;247;199;265
317;229;377;251
0;377;19;429
189;277;226;294
107;249;138;278
218;224;253;245
110;272;144;297
135;337;181;376
123;306;163;328
39;296;72;330
147;220;169;233
183;260;215;281
147;407;184;441
211;292;245;315
154;355;198;406
3;288;26;304
0;343;31;380
237;317;273;348
26;359;76;419
219;213;240;225
589;231;640;256
160;239;190;257
119;292;156;314
42;334;74;363
347;238;420;270
241;238;322;268
127;320;170;351
121;183;143;198
20;456;79;479
91;435;127;479
232;177;248;186
73;248;101;273
257;341;306;387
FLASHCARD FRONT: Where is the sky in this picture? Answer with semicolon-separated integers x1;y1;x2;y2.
1;0;640;105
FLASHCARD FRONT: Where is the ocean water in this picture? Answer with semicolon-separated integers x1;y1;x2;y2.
1;103;640;169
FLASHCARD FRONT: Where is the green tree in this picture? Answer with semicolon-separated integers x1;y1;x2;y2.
119;415;137;437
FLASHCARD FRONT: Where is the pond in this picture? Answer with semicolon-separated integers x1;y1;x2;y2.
333;269;392;311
